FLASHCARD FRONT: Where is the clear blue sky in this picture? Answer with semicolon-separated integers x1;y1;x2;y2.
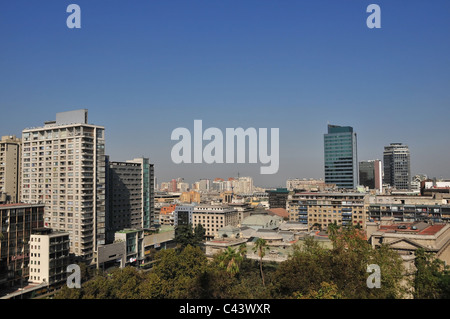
1;0;449;187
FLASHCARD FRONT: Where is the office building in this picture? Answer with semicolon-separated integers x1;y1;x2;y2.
106;157;154;241
192;204;239;238
359;160;382;192
28;228;70;286
383;143;411;190
0;135;21;203
324;124;358;189
21;109;106;264
0;203;45;289
174;204;195;227
266;188;289;209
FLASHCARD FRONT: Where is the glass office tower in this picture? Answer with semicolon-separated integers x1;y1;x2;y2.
324;124;358;189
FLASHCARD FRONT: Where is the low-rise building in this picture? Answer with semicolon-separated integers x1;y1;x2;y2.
367;218;450;276
193;204;239;238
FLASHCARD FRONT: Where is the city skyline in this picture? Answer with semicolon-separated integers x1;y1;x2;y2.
1;1;449;186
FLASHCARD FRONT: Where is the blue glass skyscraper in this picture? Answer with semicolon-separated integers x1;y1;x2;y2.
324;124;358;189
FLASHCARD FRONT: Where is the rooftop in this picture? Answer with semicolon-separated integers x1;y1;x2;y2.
377;222;446;236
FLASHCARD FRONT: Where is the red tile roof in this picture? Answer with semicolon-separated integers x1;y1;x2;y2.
419;224;445;235
267;208;289;218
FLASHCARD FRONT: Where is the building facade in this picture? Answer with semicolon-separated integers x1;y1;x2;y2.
368;194;450;223
324;124;358;189
0;203;45;289
359;160;382;192
192;205;239;238
21;109;106;264
28;228;70;286
106;157;154;241
266;188;289;209
174;204;195;227
287;191;368;229
383;143;411;190
0;135;22;203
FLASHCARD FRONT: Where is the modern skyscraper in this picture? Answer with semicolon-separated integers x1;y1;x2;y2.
106;157;155;242
324;124;358;189
0;135;22;203
359;160;382;192
383;143;411;190
21;109;106;264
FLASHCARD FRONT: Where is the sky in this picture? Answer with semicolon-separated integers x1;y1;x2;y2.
0;0;449;187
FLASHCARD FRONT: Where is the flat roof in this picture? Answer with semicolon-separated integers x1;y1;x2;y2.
0;203;45;209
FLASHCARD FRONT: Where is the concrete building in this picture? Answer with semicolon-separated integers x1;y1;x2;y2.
21;109;106;265
143;225;175;253
383;143;411;190
28;228;70;286
228;202;253;224
359;160;382;192
192;204;239;238
324;124;358;189
287;191;368;229
106;157;154;241
0;135;22;203
367;218;450;281
0;203;45;289
114;229;144;266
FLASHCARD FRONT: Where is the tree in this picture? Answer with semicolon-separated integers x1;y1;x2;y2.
139;245;208;298
175;223;205;249
253;238;269;286
217;247;243;277
413;248;450;299
193;223;206;244
174;224;195;249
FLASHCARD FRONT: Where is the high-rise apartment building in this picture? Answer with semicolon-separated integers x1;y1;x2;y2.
359;160;382;192
324;125;358;189
383;143;411;190
107;157;154;241
21;109;106;264
0;135;22;203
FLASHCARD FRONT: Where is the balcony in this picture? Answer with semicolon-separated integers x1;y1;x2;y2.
342;212;352;216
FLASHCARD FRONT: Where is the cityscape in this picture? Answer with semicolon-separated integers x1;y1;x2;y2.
0;0;449;310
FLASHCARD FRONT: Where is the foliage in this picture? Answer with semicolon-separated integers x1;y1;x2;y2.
174;223;205;249
54;224;450;300
271;225;405;299
413;248;450;299
252;238;269;286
